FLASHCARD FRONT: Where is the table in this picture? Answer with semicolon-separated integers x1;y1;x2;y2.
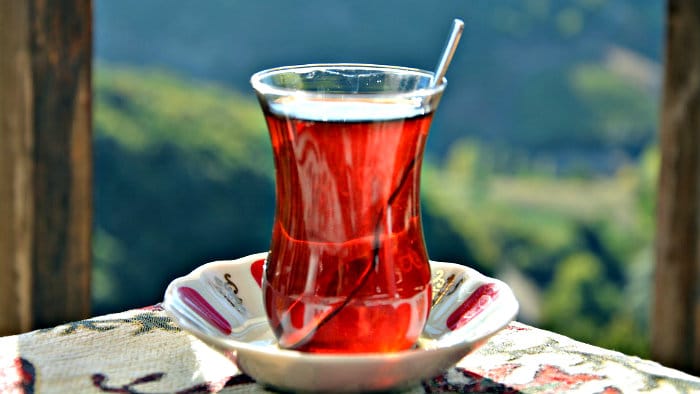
1;304;698;393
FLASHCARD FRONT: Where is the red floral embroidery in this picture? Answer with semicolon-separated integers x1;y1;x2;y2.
530;364;602;388
600;386;623;394
470;362;606;393
481;363;521;381
0;357;36;394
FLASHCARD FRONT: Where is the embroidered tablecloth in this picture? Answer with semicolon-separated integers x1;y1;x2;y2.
1;305;698;393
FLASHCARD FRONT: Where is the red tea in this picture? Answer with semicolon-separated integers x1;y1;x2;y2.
262;103;433;353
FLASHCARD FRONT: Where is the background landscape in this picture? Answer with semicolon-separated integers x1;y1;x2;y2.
93;0;663;357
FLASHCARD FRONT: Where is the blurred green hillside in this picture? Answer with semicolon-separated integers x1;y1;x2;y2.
95;0;662;161
93;64;656;357
93;65;275;312
93;0;663;361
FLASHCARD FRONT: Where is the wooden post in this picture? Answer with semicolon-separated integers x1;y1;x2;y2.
0;1;92;335
0;1;34;336
653;0;700;375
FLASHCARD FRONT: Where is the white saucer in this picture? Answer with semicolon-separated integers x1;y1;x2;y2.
163;252;518;393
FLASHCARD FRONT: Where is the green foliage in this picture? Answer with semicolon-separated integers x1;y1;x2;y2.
93;63;655;358
95;0;663;157
513;64;657;152
569;65;657;145
556;8;584;37
93;65;275;312
94;64;273;178
422;139;654;357
89;0;666;362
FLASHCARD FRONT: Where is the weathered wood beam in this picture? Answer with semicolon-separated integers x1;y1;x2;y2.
0;0;92;335
0;1;34;336
653;0;700;375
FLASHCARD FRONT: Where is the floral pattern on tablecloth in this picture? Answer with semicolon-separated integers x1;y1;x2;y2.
0;306;698;393
0;357;35;394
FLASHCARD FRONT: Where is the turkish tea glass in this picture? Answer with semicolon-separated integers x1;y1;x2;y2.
251;64;445;353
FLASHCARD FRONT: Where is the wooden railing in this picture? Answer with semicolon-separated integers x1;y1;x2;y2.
0;1;92;334
653;0;700;375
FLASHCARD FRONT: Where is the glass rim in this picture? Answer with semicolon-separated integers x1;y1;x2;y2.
250;63;446;99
